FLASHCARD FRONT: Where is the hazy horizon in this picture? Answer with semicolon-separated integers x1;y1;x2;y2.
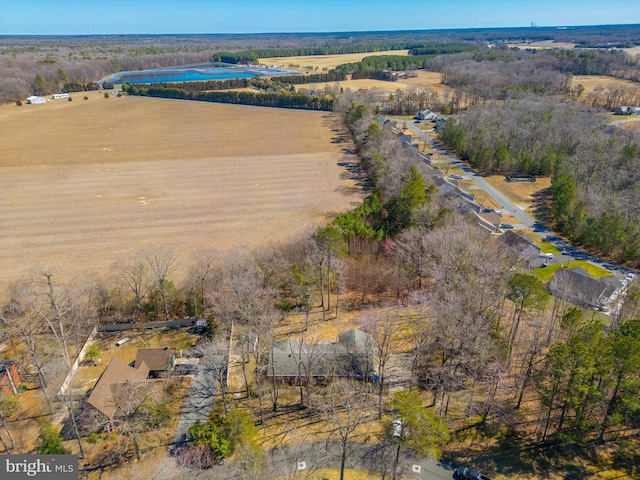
2;0;638;36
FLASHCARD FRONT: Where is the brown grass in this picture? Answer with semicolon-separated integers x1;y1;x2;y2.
259;50;409;71
0;94;362;293
296;70;450;96
483;175;551;213
572;74;640;94
508;40;577;50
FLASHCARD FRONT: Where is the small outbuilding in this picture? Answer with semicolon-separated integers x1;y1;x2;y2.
26;96;46;104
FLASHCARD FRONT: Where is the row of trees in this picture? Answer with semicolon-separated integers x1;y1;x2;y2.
123;83;334;110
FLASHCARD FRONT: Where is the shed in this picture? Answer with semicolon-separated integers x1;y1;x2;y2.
26;96;46;104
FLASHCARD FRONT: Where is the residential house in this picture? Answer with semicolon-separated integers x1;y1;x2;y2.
0;361;20;396
266;329;376;382
548;267;621;309
415;109;438;121
468;210;501;234
614;106;640;115
497;230;545;268
87;357;163;423
134;347;176;378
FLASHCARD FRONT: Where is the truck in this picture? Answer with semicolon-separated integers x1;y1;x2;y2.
455;466;491;480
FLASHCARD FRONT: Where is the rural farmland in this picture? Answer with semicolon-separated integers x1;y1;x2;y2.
0;94;362;293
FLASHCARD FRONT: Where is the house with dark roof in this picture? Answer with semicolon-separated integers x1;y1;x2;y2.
87;357;163;422
548;267;621;309
134;347;176;378
266;329;376;382
0;361;20;396
497;230;545;268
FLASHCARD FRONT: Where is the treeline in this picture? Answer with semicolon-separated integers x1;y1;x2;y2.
123;83;333;110
336;54;448;74
62;81;100;93
439;97;606;175
549;131;640;265
428;47;640;104
269;70;346;84
210;43;415;64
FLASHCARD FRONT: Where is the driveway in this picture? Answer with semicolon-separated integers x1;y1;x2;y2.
155;441;455;479
171;367;217;444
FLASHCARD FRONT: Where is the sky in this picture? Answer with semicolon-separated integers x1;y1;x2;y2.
1;0;638;35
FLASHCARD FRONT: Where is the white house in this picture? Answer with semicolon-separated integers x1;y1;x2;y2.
416;109;438;121
26;95;46;104
615;106;640;115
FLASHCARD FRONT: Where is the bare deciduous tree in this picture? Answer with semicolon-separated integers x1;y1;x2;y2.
143;247;178;320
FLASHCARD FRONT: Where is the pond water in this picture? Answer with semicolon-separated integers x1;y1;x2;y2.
101;63;299;85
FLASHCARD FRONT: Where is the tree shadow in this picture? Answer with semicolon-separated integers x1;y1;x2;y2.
444;438;640;480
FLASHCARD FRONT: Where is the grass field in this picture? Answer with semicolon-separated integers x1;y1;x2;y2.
259;50;409;71
572;74;640;95
296;70;450;97
0;93;362;293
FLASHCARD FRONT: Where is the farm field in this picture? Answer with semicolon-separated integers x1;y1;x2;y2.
572;74;640;94
296;70;450;96
258;49;409;71
0;93;362;294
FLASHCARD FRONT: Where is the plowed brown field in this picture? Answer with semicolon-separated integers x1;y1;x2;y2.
0;94;361;292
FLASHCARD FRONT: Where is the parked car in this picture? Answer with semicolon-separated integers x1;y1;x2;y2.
455;466;491;480
543;253;554;259
449;174;464;180
500;223;514;229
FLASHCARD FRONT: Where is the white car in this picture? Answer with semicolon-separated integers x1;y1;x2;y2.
544;253;554;259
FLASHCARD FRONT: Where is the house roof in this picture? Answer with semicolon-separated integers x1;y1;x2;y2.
268;329;376;378
548;267;616;308
87;357;159;419
134;348;174;372
498;230;537;250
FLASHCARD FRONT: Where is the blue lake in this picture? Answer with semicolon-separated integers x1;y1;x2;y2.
101;63;299;85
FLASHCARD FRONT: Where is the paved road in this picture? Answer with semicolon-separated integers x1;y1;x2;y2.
156;441;455;480
396;117;638;279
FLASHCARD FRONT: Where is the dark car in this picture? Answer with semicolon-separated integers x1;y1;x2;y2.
455;466;491;480
500;223;514;229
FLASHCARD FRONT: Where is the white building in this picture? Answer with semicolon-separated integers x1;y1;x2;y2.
52;93;69;100
26;95;46;104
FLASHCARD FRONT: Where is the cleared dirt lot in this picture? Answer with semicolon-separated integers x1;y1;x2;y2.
0;94;362;292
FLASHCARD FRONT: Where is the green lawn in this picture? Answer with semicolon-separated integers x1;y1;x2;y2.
539;242;561;255
532;260;613;283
